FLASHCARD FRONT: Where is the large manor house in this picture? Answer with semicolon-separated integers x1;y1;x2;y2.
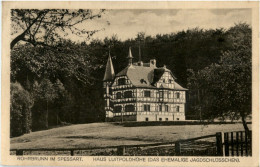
103;48;187;122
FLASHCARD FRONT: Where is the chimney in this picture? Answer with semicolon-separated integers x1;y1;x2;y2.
138;61;143;66
150;59;156;67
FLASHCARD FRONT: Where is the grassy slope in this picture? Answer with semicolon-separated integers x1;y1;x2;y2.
11;123;250;149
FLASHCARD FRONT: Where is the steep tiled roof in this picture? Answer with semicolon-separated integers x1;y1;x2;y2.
103;55;115;81
116;65;154;88
115;64;187;90
152;68;165;85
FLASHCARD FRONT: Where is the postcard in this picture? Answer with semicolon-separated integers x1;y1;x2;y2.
1;1;259;167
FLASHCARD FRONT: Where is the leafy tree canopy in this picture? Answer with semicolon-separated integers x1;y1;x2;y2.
11;9;106;49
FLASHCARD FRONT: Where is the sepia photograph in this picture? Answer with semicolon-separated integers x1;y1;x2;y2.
1;1;259;167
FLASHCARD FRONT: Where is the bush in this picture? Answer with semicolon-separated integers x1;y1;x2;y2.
10;82;33;137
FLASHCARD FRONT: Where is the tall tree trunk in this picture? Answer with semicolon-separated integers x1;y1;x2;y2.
241;115;249;132
46;100;49;129
56;113;59;125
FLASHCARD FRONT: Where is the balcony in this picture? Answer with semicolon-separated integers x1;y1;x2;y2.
113;112;137;116
104;94;112;98
137;111;174;116
113;98;137;103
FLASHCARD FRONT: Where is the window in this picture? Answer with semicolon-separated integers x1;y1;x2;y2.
159;105;162;112
176;92;180;99
168;91;171;98
118;78;126;85
124;91;132;98
159;118;162;121
144;91;151;97
165;91;170;98
163;79;166;83
114;106;122;113
145;118;149;121
177;118;180;120
116;92;122;99
125;105;134;112
176;106;180;112
166;118;168;121
165;105;168;112
169;79;173;83
159;91;164;98
144;105;150;111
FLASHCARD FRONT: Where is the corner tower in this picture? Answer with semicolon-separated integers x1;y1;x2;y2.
103;53;115;121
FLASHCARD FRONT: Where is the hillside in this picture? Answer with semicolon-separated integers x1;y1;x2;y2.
10;122;250;149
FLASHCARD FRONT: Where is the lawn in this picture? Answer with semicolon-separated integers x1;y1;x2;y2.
11;122;250;149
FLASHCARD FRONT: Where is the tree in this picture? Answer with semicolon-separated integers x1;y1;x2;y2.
52;79;69;125
11;40;95;85
10;82;33;137
187;23;251;131
32;79;58;129
11;9;106;49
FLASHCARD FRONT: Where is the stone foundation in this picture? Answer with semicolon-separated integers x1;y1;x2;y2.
106;115;137;122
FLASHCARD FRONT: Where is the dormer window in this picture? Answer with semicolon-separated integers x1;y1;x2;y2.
118;78;126;85
140;79;147;84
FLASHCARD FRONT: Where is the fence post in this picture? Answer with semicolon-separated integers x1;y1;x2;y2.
216;132;223;156
240;131;243;156
117;146;125;156
249;131;252;155
70;150;74;156
175;142;181;156
231;132;234;156
224;132;229;156
236;132;239;156
16;150;23;156
245;131;248;156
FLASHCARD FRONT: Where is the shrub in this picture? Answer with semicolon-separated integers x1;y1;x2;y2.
10;82;33;137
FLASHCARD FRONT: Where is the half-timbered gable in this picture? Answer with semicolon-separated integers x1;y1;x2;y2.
156;71;175;88
103;48;187;122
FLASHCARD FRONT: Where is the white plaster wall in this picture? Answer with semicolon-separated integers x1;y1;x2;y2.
137;114;174;121
106;111;114;118
137;114;157;121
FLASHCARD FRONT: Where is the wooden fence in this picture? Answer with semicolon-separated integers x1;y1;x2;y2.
11;131;252;156
216;131;252;156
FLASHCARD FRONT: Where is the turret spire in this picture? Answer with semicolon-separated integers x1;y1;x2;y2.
103;53;115;81
127;47;133;65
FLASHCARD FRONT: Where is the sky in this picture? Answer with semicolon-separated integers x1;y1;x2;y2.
78;9;251;42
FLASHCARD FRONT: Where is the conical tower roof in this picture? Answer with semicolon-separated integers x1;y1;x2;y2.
127;47;133;58
103;54;115;81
